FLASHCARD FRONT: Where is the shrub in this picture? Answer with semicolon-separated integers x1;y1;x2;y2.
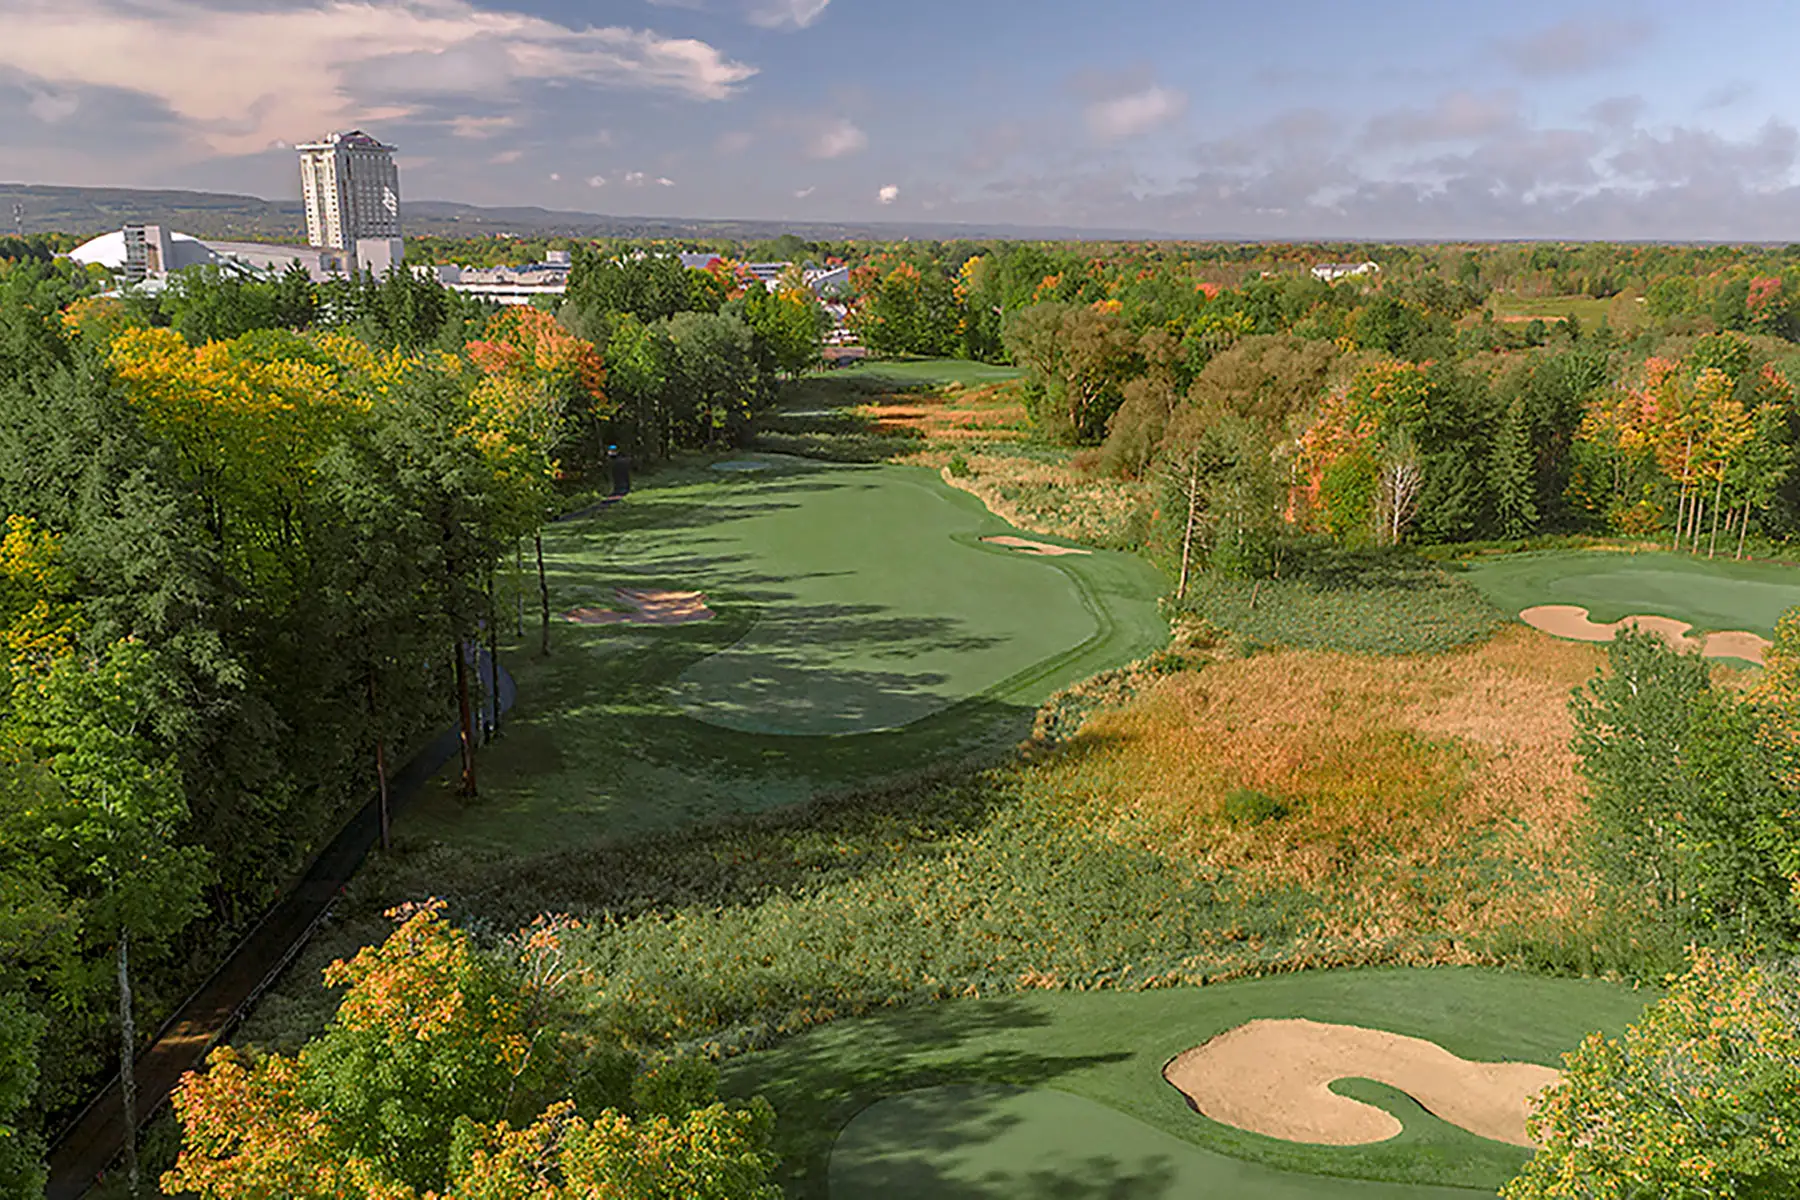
1221;788;1290;828
1504;949;1800;1200
946;451;971;478
1173;545;1503;656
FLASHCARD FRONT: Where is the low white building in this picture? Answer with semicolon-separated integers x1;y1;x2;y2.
1312;261;1381;283
70;224;368;283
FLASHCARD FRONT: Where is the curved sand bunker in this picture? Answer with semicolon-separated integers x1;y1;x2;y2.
563;588;714;626
1164;1019;1559;1148
981;535;1092;557
1521;605;1769;665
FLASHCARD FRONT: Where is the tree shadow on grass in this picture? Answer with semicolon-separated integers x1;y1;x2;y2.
716;1000;1136;1199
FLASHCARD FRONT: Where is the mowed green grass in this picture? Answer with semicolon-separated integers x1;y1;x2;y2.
831;1087;1475;1200
1456;548;1800;637
1487;294;1615;323
397;454;1166;855
829;357;1024;387
722;968;1651;1198
604;458;1104;735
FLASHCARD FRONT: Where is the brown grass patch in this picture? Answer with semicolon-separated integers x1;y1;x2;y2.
856;381;1029;442
902;449;1151;548
1032;625;1606;949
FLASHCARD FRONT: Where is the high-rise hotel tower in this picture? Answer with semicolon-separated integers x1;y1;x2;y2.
297;130;404;275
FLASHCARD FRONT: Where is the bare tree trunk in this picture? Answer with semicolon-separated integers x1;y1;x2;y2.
368;674;390;852
1176;455;1202;602
487;568;501;740
117;930;139;1199
1737;501;1752;560
515;540;525;636
1707;472;1725;558
454;642;478;798
1691;491;1705;554
535;533;551;658
1673;433;1693;551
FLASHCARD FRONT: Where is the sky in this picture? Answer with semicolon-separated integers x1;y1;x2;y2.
5;0;1800;239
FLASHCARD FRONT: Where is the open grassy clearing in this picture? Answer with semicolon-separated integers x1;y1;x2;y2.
828;357;1025;387
1177;548;1506;656
393;452;1164;856
1487;294;1616;324
724;969;1650;1196
755;367;1153;550
1036;625;1605;948
1456;548;1800;637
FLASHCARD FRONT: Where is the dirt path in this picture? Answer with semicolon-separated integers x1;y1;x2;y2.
1164;1019;1559;1148
45;649;517;1200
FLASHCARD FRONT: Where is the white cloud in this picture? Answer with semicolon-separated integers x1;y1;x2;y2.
450;114;517;139
656;176;674;186
748;0;831;30
0;0;757;155
587;174;607;187
877;184;899;204
794;185;815;198
807;117;866;159
1085;84;1187;141
624;170;646;185
489;148;523;164
549;171;561;181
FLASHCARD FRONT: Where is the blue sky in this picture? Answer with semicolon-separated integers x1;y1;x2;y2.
5;0;1800;237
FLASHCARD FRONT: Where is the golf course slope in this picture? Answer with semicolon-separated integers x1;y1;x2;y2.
721;966;1650;1198
594;454;1163;736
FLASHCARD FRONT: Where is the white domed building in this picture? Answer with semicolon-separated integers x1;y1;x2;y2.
69;225;219;281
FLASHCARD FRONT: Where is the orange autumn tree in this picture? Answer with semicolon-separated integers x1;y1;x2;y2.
164;902;780;1200
465;306;609;471
1297;362;1432;545
465;308;611;654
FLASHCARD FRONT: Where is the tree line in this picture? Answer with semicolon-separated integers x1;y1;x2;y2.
0;246;823;1195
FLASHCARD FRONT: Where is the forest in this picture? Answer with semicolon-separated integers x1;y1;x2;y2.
0;242;817;1195
2;231;1799;1198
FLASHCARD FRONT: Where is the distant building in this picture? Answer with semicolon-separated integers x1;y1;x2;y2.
69;225;346;284
297;129;403;275
1312;261;1380;283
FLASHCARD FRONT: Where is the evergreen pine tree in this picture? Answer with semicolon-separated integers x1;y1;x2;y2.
1490;397;1539;539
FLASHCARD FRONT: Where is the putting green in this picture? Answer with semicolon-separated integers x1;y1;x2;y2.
832;1086;1475;1199
1456;549;1800;638
602;456;1129;736
720;967;1651;1197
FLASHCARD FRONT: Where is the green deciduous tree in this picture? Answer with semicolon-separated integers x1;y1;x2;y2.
1571;630;1798;945
12;639;209;1197
1002;301;1136;444
1504;949;1800;1200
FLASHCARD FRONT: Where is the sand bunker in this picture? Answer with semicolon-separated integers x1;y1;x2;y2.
1521;605;1769;665
563;588;714;627
1164;1019;1559;1148
981;535;1092;557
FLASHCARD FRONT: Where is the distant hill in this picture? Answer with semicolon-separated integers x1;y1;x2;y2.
0;182;1167;244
